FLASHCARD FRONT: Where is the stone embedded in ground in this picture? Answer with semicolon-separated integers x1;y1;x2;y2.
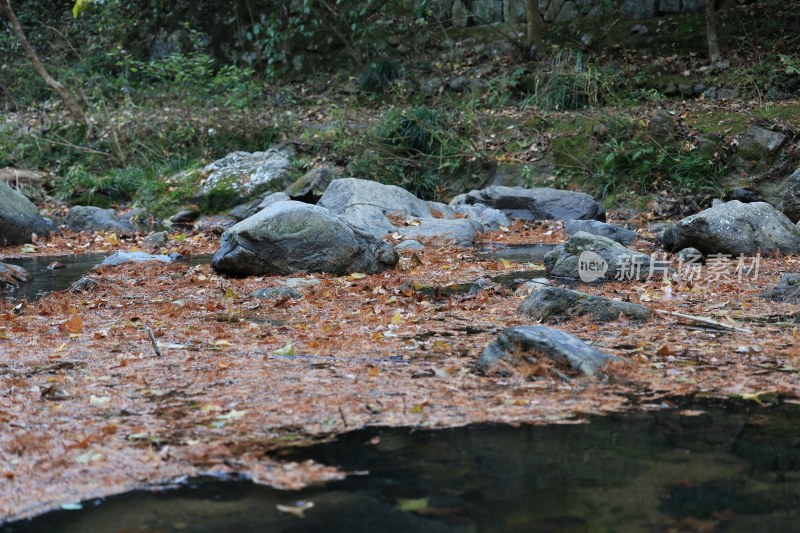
249;287;303;300
211;201;398;276
520;286;650;322
476;325;619;377
99;251;174;267
781;167;800;223
737;125;787;167
318;178;492;243
394;240;424;251
65;206;136;233
453;204;510;230
762;273;800;304
0;262;31;287
564;219;636;245
170;207;200;225
143;231;168;247
198;149;293;202
544;232;660;281
661;201;800;256
0;181;51;245
676;247;703;263
454;185;605;222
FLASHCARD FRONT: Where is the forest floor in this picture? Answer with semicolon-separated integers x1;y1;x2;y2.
2;215;800;520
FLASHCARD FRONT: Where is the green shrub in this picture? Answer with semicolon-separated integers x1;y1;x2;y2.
358;59;403;92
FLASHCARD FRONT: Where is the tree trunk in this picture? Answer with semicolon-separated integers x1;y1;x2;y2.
0;0;86;124
525;0;544;53
704;0;721;62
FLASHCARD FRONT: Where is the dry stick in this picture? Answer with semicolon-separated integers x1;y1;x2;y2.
145;326;162;357
654;309;753;334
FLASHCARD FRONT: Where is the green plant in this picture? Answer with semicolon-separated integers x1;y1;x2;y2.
358;59;403;92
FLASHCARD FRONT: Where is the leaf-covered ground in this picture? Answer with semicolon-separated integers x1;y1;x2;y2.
1;219;799;521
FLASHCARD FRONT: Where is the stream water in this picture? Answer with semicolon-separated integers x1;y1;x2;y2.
5;400;800;532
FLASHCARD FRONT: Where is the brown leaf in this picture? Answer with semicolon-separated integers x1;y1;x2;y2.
58;310;83;335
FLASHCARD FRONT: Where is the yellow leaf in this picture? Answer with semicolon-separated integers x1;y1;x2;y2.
104;233;120;245
272;341;294;356
217;409;246;420
349;273;367;279
500;258;512;269
390;312;403;325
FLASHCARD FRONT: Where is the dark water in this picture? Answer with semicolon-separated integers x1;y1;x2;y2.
1;254;212;302
2;254;108;301
6;400;800;532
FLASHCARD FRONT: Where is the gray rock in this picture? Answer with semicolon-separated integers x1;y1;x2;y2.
0;262;31;287
661;201;800;255
453;204;511;230
520;286;650;322
781;168;800;223
427;201;456;219
419;78;444;96
100;251;174;267
249;287;303;300
762;273;800;303
514;278;552;298
630;24;649;35
143;231;169;246
476;325;619;377
676;247;703;263
198;149;293;200
229;192;291;222
394;240;425;251
737;125;787;165
398;218;484;244
285;167;334;200
448;76;470;92
193;215;236;233
460;186;605;221
318;178;489;242
170;208;200;225
66;206;136;233
0;181;50;245
281;277;320;288
211;201;398;276
646;110;674;141
70;276;98;292
545;232;663;281
564;219;635;245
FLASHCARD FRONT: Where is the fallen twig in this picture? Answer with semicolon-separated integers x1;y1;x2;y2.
655;309;753;334
145;326;162;357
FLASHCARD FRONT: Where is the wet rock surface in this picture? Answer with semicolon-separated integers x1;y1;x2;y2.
476;325;619;376
212;201;398;276
520;286;651;322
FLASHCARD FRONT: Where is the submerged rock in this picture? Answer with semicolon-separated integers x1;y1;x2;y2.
476;325;619;377
100;251;174;267
0;262;31;287
66;206;136;233
249;287;303;300
564;219;636;245
454;185;605;222
520;286;650;322
0;181;51;245
212;201;398;276
544;232;661;281
661;201;800;255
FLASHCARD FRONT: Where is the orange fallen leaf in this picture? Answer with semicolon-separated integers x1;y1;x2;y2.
59;310;83;335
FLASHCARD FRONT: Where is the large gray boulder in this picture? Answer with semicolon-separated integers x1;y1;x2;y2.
65;206;136;233
520;286;650;322
0;181;50;245
454;185;605;221
198;149;293;198
99;251;174;267
211;201;398;276
564;219;635;245
544;232;662;281
476;325;619;377
318;178;492;243
661;201;800;255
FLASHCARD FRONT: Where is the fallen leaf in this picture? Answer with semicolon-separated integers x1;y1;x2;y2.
272;341;294;356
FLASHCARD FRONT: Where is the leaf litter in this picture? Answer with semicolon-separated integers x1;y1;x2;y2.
0;220;799;520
